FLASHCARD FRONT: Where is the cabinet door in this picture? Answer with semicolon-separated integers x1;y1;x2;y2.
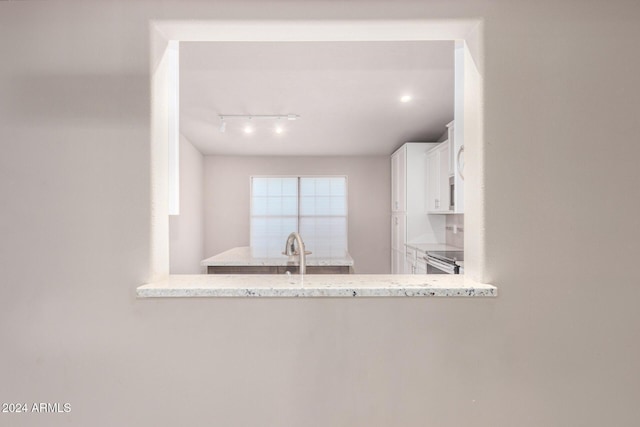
426;149;440;212
391;152;399;211
391;147;406;212
391;213;406;251
391;249;398;273
392;249;406;274
405;247;417;274
391;214;398;251
404;255;414;274
438;142;451;212
414;259;427;274
392;145;407;212
397;147;406;211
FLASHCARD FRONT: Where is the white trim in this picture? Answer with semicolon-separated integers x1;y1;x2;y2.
167;40;180;216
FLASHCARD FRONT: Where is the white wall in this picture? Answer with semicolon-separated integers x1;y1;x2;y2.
169;135;204;274
203;155;390;273
2;1;640;426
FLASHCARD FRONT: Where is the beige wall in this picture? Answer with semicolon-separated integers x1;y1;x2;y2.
169;135;204;274
203;155;391;273
2;1;640;426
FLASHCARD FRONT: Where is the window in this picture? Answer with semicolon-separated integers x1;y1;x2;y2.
250;176;348;258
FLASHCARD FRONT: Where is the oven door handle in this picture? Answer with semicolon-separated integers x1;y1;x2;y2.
424;255;457;274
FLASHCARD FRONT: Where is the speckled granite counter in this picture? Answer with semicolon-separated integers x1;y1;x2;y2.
201;246;354;267
405;243;462;252
137;274;496;298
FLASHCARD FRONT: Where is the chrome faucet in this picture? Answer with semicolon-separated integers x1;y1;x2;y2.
283;232;307;275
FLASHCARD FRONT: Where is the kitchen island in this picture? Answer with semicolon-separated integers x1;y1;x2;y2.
201;246;354;274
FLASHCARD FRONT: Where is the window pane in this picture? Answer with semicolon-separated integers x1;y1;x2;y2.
300;216;347;258
330;196;346;215
300;196;346;216
300;177;315;196
282;178;297;196
252;197;267;215
252;178;299;217
282;196;297;216
315;196;331;215
251;176;347;258
315;178;331;195
266;197;282;216
253;177;298;197
330;177;346;196
252;178;268;196
251;217;298;257
267;178;282;195
299;196;315;216
299;177;347;216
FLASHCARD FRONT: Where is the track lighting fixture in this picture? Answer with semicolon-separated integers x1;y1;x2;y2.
217;114;300;134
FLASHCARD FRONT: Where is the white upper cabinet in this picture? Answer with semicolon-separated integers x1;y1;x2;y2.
426;148;439;212
426;142;452;213
426;121;464;214
391;145;406;212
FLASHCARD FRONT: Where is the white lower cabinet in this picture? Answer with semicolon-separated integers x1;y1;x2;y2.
392;249;404;274
414;258;427;274
391;213;406;253
404;247;416;274
392;249;413;274
400;247;428;275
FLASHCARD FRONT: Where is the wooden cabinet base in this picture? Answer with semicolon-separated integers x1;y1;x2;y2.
207;265;351;274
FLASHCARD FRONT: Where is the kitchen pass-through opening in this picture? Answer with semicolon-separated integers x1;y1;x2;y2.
149;19;486;284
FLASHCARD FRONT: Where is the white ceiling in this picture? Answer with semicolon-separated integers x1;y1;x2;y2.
179;41;454;156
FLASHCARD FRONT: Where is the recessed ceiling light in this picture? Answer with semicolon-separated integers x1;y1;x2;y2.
400;94;413;103
275;126;284;134
243;125;254;134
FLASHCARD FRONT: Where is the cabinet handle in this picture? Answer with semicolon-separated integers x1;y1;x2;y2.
435;199;439;209
457;145;465;181
395;201;398;210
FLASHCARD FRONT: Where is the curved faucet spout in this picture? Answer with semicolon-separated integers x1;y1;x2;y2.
284;232;307;275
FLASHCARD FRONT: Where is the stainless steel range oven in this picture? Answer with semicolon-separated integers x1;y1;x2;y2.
425;251;463;274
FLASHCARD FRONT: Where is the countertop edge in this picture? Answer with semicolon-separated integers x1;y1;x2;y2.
136;275;497;298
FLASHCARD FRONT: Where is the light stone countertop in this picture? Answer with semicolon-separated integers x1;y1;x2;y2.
405;242;463;253
201;246;354;267
137;274;496;298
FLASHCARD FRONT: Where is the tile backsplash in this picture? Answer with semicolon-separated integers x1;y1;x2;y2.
445;214;464;249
